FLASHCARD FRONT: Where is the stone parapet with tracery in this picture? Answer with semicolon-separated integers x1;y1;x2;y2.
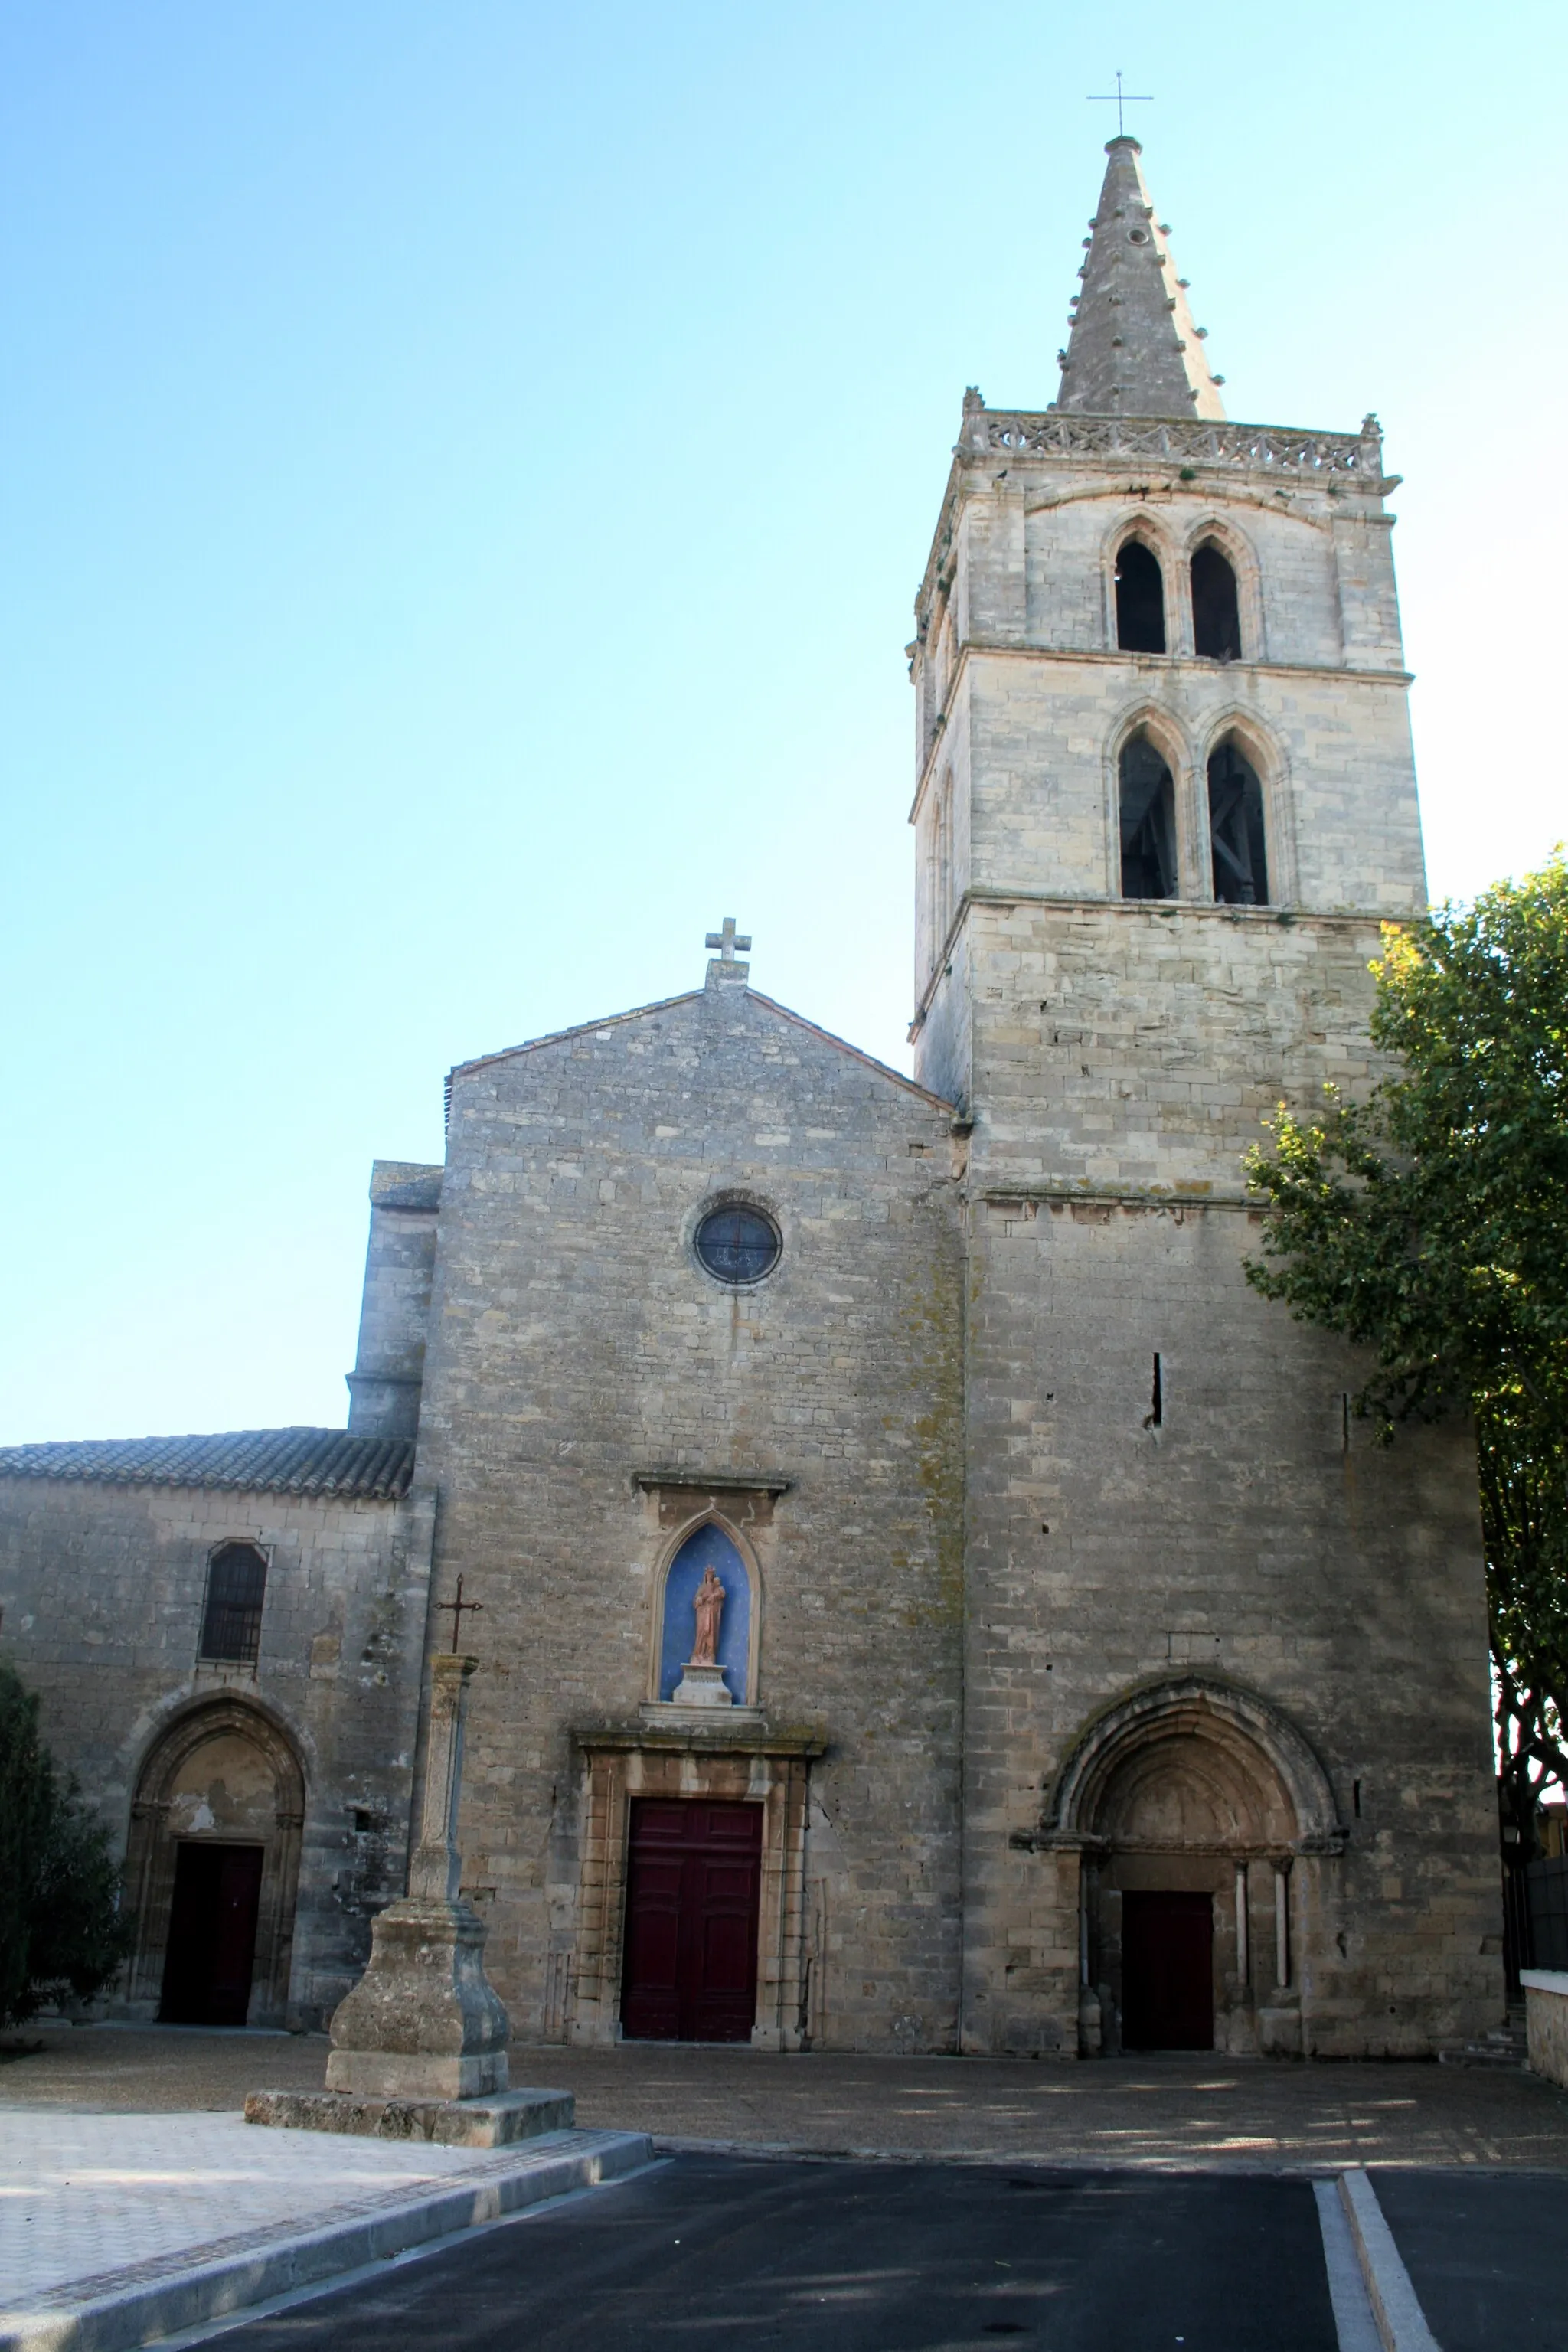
959;394;1387;482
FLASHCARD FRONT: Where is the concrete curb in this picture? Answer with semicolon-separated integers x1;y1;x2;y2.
1337;2169;1442;2352
0;2128;652;2352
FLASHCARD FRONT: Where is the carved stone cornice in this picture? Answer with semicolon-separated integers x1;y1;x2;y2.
632;1468;792;1496
573;1719;826;1760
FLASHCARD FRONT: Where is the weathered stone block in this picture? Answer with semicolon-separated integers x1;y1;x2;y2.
245;2086;571;2146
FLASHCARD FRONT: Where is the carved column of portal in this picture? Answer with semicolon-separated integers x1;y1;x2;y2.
325;1654;511;2100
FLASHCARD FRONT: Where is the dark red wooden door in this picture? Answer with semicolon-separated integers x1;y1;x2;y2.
1121;1890;1214;2050
159;1842;264;2025
621;1799;763;2043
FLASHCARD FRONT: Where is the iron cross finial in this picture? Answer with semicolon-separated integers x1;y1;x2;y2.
438;1575;483;1651
1087;70;1152;136
705;917;752;964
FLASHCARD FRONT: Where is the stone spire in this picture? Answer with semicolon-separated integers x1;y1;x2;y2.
1056;138;1226;420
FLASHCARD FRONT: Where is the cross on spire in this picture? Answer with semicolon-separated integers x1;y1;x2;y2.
705;917;751;965
1086;70;1152;136
437;1575;483;1652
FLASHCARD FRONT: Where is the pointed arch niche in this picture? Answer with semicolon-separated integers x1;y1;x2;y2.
635;1473;783;1716
653;1519;758;1707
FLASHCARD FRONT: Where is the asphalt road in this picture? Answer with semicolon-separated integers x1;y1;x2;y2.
217;2155;1343;2351
1368;2167;1568;2352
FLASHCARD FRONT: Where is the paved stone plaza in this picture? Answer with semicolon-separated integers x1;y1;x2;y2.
6;2028;1568;2169
1;2109;506;2306
0;2050;650;2351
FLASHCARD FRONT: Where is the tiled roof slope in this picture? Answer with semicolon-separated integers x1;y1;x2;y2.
0;1428;414;1501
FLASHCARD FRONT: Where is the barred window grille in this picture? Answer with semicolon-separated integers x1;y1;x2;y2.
199;1541;268;1664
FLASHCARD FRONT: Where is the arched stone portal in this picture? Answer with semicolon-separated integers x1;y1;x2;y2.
123;1699;305;2027
1041;1678;1344;2057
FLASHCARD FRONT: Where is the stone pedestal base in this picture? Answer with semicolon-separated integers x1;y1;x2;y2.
244;2086;573;2148
670;1663;732;1708
323;1896;510;2102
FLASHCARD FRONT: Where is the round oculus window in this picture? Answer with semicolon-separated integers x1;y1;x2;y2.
694;1204;780;1285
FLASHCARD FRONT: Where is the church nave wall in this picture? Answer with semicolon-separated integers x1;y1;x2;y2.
0;1475;432;2029
414;971;969;2050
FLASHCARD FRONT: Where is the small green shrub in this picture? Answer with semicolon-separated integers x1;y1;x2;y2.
0;1657;133;2028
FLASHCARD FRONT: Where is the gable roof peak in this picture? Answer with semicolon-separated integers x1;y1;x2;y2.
1056;139;1227;422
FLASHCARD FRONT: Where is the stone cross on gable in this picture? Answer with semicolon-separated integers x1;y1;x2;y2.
705;918;751;965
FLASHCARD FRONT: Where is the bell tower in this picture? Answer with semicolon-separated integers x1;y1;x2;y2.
913;140;1502;2060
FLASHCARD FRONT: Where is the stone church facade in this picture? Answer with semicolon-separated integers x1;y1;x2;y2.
0;139;1503;2059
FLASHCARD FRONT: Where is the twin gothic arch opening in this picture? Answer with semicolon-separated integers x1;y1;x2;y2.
1112;531;1245;662
1117;723;1274;905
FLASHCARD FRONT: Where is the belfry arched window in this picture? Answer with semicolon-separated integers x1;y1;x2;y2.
1115;539;1166;654
1191;542;1242;662
1119;734;1178;900
1207;739;1269;906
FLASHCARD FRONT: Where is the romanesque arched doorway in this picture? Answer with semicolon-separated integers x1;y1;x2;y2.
123;1699;305;2028
1044;1678;1343;2056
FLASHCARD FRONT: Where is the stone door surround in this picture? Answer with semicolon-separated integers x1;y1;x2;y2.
122;1694;305;2028
570;1722;825;2051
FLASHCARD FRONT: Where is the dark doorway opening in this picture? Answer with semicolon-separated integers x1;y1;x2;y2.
1115;539;1166;654
158;1841;264;2025
1119;734;1178;900
1122;1890;1214;2050
1191;543;1242;661
1207;740;1269;906
621;1798;762;2043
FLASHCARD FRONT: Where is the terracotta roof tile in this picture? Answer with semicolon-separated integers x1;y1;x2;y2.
0;1427;414;1501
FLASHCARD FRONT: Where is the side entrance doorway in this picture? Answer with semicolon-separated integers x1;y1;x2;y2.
1121;1890;1214;2050
620;1798;762;2042
158;1842;265;2025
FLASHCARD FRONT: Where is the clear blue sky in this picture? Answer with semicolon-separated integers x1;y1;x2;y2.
2;1;1562;1443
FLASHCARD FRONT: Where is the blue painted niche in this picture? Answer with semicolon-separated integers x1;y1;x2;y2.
658;1523;752;1704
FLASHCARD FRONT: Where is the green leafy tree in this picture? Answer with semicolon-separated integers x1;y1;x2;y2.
0;1656;133;2027
1243;853;1568;1839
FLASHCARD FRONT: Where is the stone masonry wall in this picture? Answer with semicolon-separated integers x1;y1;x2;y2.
0;1478;432;2027
1524;1974;1568;2089
959;1193;1500;2056
946;900;1502;2054
416;969;967;2050
913;452;1406;786
347;1160;442;1442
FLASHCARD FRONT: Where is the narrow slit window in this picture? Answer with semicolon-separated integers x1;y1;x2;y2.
1115;538;1166;653
1119;735;1178;900
1191;542;1241;661
1207;739;1269;906
1145;1353;1164;1428
199;1541;268;1664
